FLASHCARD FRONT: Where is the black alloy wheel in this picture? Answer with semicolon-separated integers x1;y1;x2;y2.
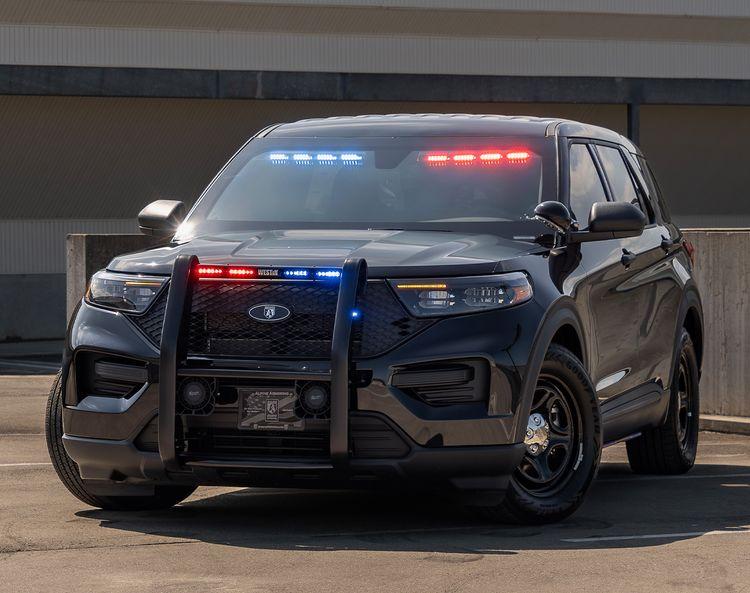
515;375;583;496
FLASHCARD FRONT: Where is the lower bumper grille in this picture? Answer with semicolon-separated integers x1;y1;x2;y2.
184;428;331;461
178;414;410;462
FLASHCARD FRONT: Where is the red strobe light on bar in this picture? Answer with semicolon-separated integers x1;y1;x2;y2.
506;150;531;163
195;265;257;279
479;152;503;162
425;154;449;165
422;150;531;166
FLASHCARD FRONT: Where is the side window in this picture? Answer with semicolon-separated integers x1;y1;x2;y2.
637;155;673;223
568;143;607;228
595;145;642;209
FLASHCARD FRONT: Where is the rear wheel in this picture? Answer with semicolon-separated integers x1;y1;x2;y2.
626;329;699;474
474;345;601;524
45;371;196;510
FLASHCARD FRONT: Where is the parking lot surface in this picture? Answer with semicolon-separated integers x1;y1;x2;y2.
1;375;749;593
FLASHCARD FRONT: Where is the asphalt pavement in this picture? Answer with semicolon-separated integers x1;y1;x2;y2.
1;375;749;593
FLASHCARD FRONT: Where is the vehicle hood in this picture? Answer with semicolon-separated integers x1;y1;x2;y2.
108;229;545;277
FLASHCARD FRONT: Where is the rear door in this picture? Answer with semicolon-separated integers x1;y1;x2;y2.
592;143;682;391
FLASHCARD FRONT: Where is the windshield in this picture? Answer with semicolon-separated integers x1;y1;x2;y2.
177;136;557;239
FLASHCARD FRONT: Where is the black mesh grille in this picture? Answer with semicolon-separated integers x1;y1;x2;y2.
128;289;168;345
128;280;434;359
354;282;434;358
188;281;339;358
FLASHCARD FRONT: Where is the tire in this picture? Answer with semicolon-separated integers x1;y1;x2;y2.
45;370;196;510
474;345;601;524
626;329;699;475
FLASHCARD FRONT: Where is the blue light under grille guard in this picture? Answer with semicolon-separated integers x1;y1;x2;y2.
388;272;533;317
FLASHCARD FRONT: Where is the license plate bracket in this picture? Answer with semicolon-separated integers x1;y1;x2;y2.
238;387;304;431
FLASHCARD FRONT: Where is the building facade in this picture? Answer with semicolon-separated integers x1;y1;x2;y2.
2;0;750;339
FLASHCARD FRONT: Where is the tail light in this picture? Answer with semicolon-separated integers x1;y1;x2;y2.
682;239;696;266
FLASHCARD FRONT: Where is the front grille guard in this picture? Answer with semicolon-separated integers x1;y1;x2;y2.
157;254;367;473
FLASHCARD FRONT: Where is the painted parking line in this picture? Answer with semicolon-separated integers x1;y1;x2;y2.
0;462;52;468
0;434;45;437
562;528;750;543
0;359;60;372
599;472;750;483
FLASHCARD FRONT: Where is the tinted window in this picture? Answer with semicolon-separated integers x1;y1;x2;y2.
568;143;607;227
596;145;641;208
178;136;558;240
636;155;672;223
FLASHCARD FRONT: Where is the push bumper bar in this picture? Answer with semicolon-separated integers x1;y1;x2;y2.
157;254;368;473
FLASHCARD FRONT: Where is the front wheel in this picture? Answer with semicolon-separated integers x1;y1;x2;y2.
626;329;699;474
474;345;601;524
45;371;196;510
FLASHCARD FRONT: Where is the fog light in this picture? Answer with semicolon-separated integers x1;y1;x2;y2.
178;378;215;414
299;383;330;417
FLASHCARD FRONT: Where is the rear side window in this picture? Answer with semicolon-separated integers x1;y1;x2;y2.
595;145;641;209
636;155;673;223
568;143;607;228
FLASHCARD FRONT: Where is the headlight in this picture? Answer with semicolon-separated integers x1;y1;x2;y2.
389;273;532;317
86;270;167;313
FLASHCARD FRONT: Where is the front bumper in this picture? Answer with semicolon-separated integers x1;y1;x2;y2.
62;256;532;494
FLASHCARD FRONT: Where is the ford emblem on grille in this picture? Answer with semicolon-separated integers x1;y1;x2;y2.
248;304;291;323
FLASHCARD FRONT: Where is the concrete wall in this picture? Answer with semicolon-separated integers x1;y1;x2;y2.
683;230;750;417
641;106;750;228
0;274;65;341
2;1;750;78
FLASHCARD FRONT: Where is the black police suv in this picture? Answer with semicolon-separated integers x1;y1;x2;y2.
47;115;703;523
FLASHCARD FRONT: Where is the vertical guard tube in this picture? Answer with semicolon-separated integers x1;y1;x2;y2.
330;258;367;468
158;254;196;473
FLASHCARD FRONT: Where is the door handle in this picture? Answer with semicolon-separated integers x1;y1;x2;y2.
621;249;637;267
660;235;677;252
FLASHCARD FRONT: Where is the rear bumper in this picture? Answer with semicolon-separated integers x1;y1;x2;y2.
63;431;526;494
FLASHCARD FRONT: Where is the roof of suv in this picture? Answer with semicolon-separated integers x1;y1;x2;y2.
265;113;640;153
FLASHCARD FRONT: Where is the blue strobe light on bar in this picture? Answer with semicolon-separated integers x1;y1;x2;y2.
283;269;309;278
315;269;342;279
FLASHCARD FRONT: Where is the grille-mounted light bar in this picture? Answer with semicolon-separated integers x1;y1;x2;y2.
193;264;343;281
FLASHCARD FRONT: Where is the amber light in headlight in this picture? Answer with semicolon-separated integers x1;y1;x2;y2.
390;273;532;317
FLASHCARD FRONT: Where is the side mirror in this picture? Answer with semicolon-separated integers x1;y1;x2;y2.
569;202;646;243
533;201;574;233
138;200;186;237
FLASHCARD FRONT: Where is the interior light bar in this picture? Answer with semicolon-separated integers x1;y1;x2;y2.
268;152;363;165
421;150;531;166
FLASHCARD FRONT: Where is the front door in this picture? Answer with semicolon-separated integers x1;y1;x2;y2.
565;141;647;401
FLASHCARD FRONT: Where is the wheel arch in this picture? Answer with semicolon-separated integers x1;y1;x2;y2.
511;298;589;441
677;286;704;375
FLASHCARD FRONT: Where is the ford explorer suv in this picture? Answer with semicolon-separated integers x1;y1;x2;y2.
46;114;703;524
